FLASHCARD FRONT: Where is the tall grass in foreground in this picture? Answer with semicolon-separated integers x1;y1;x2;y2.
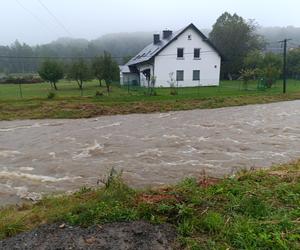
0;161;300;249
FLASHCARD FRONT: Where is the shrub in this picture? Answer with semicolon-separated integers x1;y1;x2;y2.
47;91;56;99
0;75;43;84
170;88;178;95
95;90;104;97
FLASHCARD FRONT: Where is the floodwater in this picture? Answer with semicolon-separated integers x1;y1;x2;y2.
1;101;300;205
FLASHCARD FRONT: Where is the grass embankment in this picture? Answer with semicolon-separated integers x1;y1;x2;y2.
1;161;299;249
1;80;300;120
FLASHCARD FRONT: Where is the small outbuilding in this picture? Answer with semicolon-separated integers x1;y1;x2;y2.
119;65;140;86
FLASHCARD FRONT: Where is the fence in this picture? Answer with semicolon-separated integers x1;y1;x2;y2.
0;79;299;100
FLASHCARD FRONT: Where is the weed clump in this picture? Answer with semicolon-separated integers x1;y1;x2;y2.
47;91;56;99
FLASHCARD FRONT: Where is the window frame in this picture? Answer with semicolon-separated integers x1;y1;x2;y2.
177;48;184;59
194;48;201;60
176;70;184;81
193;70;200;81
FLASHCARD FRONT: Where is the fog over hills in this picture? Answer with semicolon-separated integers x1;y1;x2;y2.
34;26;300;58
0;26;299;73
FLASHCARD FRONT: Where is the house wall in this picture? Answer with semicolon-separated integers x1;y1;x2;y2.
154;27;221;87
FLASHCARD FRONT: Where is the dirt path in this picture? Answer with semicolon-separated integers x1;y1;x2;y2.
1;101;300;205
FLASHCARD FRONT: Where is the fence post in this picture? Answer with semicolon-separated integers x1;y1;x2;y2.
18;79;23;98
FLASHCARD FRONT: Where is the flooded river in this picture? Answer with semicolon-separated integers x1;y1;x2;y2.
1;101;300;205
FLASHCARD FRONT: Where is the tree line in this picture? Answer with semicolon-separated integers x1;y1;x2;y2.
0;33;151;74
1;12;300;82
38;52;119;93
209;12;300;82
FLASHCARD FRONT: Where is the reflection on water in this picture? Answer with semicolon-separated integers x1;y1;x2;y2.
1;101;300;205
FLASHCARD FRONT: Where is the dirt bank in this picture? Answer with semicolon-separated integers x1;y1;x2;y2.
0;221;177;250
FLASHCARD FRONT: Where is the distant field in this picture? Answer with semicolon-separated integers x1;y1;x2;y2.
0;80;300;120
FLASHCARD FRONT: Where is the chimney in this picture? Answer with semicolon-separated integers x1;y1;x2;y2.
153;34;160;45
163;30;173;39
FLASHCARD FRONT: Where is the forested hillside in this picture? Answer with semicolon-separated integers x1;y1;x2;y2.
0;26;300;74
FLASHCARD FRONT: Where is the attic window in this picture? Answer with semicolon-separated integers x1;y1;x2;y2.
188;34;192;40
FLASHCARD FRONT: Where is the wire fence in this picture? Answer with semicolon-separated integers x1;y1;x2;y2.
1;79;300;100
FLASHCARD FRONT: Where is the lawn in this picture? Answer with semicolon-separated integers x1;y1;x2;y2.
0;79;300;120
1;161;299;249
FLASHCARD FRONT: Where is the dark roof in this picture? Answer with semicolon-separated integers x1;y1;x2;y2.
127;23;222;66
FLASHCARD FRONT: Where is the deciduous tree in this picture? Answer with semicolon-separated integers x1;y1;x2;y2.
92;56;104;87
209;12;265;79
38;60;64;90
67;59;92;89
101;52;120;93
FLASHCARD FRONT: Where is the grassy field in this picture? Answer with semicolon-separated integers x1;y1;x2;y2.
0;161;299;249
0;80;300;120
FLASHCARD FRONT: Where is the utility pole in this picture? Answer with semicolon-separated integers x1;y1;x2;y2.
279;39;291;93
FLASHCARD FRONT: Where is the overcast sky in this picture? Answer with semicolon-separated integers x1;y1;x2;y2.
1;0;299;45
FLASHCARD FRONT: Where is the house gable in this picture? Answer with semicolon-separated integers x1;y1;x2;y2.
127;23;222;67
153;26;221;87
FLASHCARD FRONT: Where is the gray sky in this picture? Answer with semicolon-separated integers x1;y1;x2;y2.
1;0;299;45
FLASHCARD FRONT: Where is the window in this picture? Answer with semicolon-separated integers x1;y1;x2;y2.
188;34;192;40
177;48;184;59
176;70;184;81
194;48;200;59
193;70;200;81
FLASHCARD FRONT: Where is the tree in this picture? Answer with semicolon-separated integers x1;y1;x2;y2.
92;56;104;87
67;59;92;89
209;12;265;79
38;60;64;90
239;68;257;90
242;52;282;88
243;50;264;69
101;52;120;93
287;48;300;79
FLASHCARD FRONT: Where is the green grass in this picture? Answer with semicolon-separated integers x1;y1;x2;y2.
1;161;299;249
1;80;300;120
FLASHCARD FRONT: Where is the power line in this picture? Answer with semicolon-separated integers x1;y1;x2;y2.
0;55;125;60
0;50;216;60
15;0;59;36
37;0;72;36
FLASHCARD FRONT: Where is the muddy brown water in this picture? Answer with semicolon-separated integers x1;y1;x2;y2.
1;101;300;205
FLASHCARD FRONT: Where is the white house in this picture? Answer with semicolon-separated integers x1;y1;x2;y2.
120;23;222;87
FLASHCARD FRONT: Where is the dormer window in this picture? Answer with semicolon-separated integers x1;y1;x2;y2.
177;48;184;59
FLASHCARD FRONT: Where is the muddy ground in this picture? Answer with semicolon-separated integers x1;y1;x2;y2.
0;221;177;250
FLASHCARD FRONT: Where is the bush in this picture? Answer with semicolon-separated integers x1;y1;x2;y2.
95;90;104;97
170;88;178;95
0;75;43;84
47;92;56;99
